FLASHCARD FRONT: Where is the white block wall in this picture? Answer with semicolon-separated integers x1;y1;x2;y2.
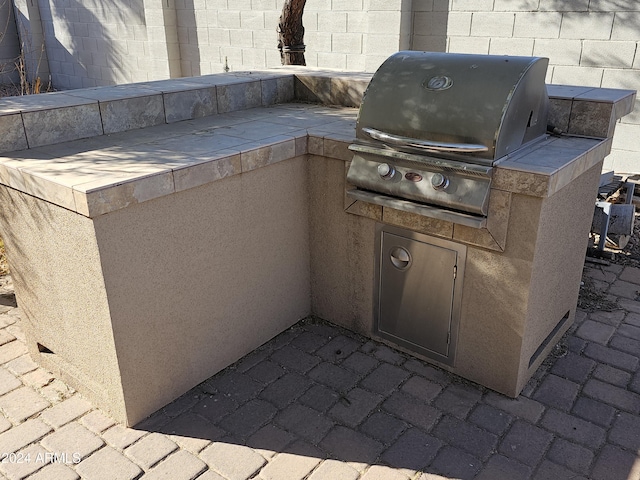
37;0;151;88
21;0;412;86
416;1;640;173
171;0;413;75
0;0;20;84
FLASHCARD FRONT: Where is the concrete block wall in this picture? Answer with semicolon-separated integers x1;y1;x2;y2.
174;0;284;76
14;0;413;86
416;0;640;173
304;0;413;72
37;0;151;89
0;0;20;84
12;0;51;87
172;0;413;76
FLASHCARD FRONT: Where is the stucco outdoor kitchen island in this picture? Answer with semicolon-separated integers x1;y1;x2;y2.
0;68;635;426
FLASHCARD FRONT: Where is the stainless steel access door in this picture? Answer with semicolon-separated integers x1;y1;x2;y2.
375;225;466;367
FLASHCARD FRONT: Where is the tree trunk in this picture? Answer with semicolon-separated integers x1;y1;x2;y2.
277;0;306;66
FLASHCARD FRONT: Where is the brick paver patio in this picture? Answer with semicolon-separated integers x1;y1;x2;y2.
0;260;638;479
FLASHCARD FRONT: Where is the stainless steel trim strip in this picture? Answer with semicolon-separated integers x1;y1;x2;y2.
347;189;488;229
362;127;489;153
348;143;493;177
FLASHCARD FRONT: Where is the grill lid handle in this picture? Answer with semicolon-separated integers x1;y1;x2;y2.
362;127;489;154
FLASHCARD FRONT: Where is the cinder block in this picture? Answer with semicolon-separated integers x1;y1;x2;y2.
448;36;490;54
560;13;614;40
347;53;367;71
127;40;146;57
241;48;267;68
264;10;280;29
196;27;209;46
305;31;332;52
229;29;254;48
414;12;450;37
331;33;363;54
363;34;401;56
76;49;92;66
240;11;264;30
370;10;400;37
612;12;640;40
304;52;319;68
92;52;108;67
365;0;404;10
450;0;495;11
582;41;636;68
133;25;147;41
494;0;540;11
252;29;277;48
86;64;103;81
347;12;367;33
181;44;201;62
220;45;243;68
318;11;347;33
364;54;388;72
447;12;473;36
317;52;347;70
602;71;640;124
551;66;604;88
251;0;277;9
230;0;251;8
412;35;447;53
586;0;621;10
117;23;136;39
533;39;582;66
305;0;331;11
303;11;319;31
514;12;562;38
413;0;434;12
611;123;638;151
489;38;534;56
63;7;80;23
73;22;89;37
143;8;165;27
471;12;515;37
333;0;363;11
80;36;98;54
217;10;241;29
607;149;640;174
209;28;231;46
538;0;588;11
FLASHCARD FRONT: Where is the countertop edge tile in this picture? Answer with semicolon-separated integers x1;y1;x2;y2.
73;170;176;218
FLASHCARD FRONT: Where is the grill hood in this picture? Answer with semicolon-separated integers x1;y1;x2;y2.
356;51;550;164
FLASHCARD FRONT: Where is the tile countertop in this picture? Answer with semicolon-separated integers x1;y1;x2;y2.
0;103;358;217
0;71;635;219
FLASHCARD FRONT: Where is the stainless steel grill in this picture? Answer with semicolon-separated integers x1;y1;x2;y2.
347;51;550;228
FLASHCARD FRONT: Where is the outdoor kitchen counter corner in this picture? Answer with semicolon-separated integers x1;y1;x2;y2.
0;69;635;426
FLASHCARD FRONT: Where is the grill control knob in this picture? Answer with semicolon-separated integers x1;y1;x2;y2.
431;173;450;190
377;163;395;180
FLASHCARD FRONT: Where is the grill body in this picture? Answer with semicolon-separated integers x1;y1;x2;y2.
347;51;550;222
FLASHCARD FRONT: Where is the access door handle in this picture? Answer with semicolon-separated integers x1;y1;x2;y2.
390;246;411;270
